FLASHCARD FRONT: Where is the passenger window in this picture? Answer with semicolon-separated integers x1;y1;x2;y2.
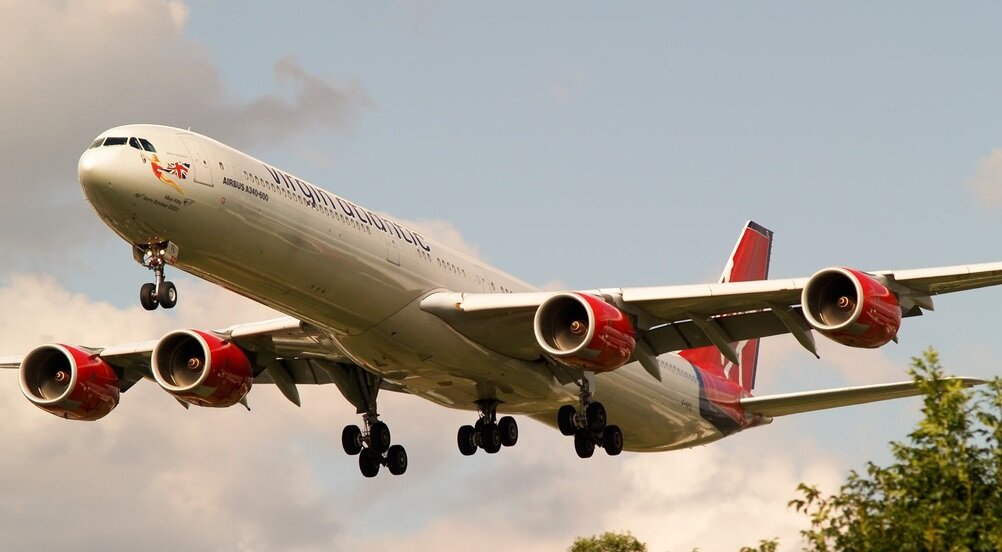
128;137;142;150
138;138;156;152
103;137;127;146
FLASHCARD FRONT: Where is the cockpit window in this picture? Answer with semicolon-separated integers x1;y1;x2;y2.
89;138;103;149
103;137;127;146
138;138;156;152
128;137;142;150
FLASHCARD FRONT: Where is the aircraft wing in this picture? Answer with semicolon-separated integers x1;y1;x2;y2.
421;261;1002;361
739;377;987;417
0;316;363;406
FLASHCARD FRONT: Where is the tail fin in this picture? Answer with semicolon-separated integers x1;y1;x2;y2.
680;221;773;392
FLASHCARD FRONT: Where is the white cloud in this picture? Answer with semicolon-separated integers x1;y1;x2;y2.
968;148;1002;208
0;0;369;257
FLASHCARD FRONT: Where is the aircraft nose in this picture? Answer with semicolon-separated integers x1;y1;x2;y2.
78;146;117;193
78;142;141;208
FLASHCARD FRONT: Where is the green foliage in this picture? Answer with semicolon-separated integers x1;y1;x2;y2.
569;531;647;552
739;538;779;552
788;348;1002;551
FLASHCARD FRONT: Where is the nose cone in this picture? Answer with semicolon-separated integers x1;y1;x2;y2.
78;146;117;196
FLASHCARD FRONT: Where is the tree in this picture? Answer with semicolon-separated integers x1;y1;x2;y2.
569;531;647;552
788;348;1002;551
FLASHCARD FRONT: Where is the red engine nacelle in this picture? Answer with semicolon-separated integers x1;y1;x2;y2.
533;292;637;372
152;329;253;408
19;344;120;421
801;267;902;348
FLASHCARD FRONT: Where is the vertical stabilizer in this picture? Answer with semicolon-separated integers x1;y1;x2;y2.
680;221;773;392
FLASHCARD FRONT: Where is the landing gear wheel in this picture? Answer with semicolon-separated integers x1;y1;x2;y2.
369;421;391;454
386;445;408;476
157;281;177;309
586;401;607;431
457;425;478;456
359;448;381;478
499;416;518;447
481;423;502;454
342;425;363;456
602;425;624;456
557;405;577;436
574;429;595;459
140;283;158;311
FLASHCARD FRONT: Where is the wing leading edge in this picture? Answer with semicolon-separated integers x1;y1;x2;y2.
421;260;1002;362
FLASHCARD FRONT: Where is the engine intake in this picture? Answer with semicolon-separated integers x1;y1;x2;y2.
534;293;636;372
801;267;902;348
152;329;253;408
19;344;120;421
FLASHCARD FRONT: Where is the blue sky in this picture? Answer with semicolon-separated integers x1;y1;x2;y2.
1;2;1001;550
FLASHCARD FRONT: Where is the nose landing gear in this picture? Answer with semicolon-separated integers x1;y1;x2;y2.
136;242;178;310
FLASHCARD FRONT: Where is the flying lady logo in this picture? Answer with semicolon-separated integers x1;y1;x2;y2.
149;154;189;194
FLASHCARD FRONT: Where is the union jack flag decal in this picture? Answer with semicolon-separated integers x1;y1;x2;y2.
165;162;190;179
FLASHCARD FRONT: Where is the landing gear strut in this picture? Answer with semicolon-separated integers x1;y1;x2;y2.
137;243;178;310
457;399;518;456
337;366;407;478
556;377;623;458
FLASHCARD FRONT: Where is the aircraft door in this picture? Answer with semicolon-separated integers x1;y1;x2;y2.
178;135;214;187
386;234;401;266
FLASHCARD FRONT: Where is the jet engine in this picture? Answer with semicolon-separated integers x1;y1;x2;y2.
19;344;120;421
801;267;902;348
152;329;253;408
534;292;637;372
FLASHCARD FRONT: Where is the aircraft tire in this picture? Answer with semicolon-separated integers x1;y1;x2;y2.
387;445;408;476
342;425;363;455
603;425;624;456
574;429;595;459
158;281;177;309
369;421;391;454
586;402;607;432
458;425;478;456
481;423;502;454
359;448;380;478
499;416;518;447
140;283;158;311
557;405;577;436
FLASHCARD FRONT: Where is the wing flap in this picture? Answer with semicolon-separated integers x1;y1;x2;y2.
643;308;808;355
740;377;986;417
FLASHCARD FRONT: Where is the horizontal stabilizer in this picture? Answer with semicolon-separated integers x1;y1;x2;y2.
740;377;986;417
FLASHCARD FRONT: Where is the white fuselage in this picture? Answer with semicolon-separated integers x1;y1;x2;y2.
78;124;728;452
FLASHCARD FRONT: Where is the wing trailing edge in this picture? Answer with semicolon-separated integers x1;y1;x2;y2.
740;377;986;417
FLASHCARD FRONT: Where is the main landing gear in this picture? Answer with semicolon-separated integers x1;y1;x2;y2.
137;243;177;311
338;368;407;478
342;414;408;478
556;378;623;459
457;400;518;456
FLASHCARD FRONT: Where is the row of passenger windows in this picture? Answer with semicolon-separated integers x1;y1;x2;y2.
435;257;511;292
89;136;157;153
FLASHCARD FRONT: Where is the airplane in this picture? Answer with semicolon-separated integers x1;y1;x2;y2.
1;124;998;478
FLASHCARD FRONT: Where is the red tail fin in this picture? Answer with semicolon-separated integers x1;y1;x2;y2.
680;221;773;392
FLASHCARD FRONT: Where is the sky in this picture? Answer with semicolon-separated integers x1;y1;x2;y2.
2;1;1002;550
